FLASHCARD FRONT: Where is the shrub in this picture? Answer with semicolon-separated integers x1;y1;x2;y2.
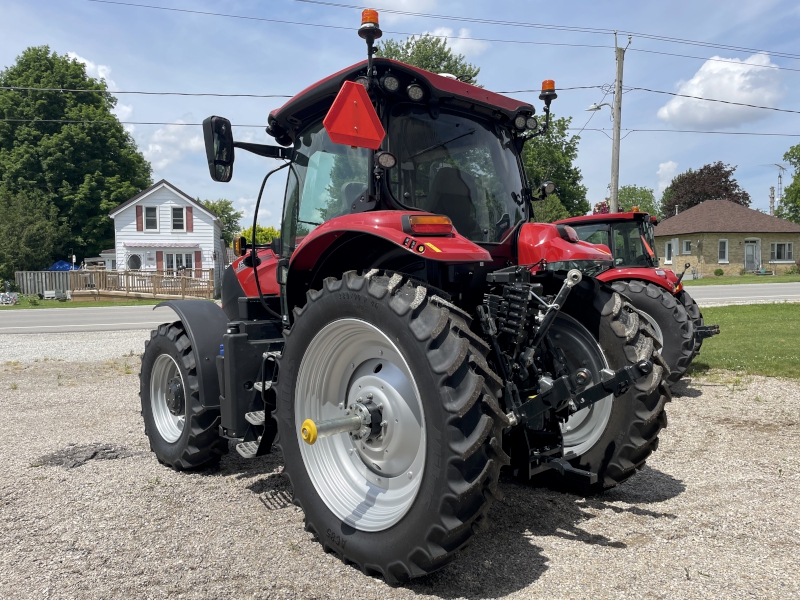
787;264;800;275
26;294;39;306
714;268;724;277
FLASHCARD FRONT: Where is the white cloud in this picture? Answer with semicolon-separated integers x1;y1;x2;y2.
657;161;678;195
237;196;273;224
423;27;490;58
113;102;133;120
66;51;117;89
656;52;784;128
381;0;439;23
143;121;204;171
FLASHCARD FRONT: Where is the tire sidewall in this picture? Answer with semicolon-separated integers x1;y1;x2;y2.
141;329;193;464
277;284;460;571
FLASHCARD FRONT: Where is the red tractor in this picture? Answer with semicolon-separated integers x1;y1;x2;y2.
554;210;719;384
139;11;669;583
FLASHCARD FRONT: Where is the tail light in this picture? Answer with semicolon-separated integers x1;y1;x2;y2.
404;215;453;236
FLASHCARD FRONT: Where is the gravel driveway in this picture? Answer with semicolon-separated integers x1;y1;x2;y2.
1;330;798;599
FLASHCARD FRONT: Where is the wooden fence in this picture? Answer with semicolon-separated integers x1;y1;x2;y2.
15;269;215;299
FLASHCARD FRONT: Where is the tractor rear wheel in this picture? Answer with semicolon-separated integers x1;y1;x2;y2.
676;289;704;355
610;280;694;383
553;285;671;493
140;322;228;469
276;271;507;584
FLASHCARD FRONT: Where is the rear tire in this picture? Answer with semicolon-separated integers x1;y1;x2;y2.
276;271;508;584
140;322;228;469
676;289;704;355
556;284;671;493
610;280;694;383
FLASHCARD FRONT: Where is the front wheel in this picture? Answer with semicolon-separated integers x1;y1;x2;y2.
676;289;704;356
276;272;507;584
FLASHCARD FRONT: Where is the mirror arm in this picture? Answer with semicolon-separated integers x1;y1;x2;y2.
234;142;294;160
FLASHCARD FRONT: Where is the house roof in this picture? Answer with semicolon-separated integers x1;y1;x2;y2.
108;179;220;223
654;199;800;236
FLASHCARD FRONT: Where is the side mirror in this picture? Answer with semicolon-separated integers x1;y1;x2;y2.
202;116;235;182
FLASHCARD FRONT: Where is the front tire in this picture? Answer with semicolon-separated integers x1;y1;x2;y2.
676;289;704;356
276;271;507;584
140;322;228;469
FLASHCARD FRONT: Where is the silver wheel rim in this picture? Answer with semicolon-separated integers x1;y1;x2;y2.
295;319;425;532
638;310;664;346
551;314;614;458
150;354;186;443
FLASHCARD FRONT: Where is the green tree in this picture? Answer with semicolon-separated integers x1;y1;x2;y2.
531;194;570;223
240;224;280;245
0;188;69;278
776;144;800;224
0;46;151;265
660;162;750;218
376;35;480;84
199;198;243;246
618;184;660;217
522;116;589;217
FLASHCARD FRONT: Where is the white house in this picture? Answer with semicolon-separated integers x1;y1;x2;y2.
108;180;226;292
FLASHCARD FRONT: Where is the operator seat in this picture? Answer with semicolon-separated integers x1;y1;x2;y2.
427;167;480;240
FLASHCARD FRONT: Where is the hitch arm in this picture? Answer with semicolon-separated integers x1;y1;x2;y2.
696;324;720;340
514;360;654;425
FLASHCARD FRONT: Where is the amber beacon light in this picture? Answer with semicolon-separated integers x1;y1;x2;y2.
359;9;382;39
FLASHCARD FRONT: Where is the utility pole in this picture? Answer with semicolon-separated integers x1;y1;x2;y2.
609;33;631;213
770;186;775;216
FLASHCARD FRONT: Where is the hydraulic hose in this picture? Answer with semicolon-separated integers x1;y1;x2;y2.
251;162;290;321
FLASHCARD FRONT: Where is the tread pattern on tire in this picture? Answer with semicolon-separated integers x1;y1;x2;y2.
583;289;671;491
676;289;704;355
276;271;508;584
140;322;228;470
610;280;695;383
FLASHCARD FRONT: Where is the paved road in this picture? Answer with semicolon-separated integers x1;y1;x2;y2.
0;305;179;334
684;281;800;306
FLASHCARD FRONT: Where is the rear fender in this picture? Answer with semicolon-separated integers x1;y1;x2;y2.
596;267;677;293
154;300;228;408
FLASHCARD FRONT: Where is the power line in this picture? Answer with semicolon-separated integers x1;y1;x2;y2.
575;127;800;137
627;87;800;115
297;0;800;61
5;118;800;137
0;118;266;127
0;86;293;98
628;47;800;75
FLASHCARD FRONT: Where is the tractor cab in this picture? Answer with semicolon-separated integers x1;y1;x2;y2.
555;210;660;269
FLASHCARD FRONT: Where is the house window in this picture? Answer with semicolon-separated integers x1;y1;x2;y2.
664;241;673;264
127;254;142;270
683;240;692;254
165;253;194;272
172;207;185;231
770;242;794;261
144;207;158;230
111;260;116;270
718;239;728;263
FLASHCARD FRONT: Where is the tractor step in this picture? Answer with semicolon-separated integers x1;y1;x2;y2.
245;410;266;426
235;440;260;459
253;381;272;392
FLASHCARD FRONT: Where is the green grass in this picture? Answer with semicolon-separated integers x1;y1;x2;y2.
687;303;800;379
0;297;163;310
683;273;800;286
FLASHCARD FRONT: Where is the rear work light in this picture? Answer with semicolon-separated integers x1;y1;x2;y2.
555;224;580;243
404;215;453;236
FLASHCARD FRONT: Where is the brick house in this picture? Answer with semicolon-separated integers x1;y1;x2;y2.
653;199;800;277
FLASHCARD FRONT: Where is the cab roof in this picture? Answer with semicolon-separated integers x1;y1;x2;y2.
554;211;656;225
267;58;534;146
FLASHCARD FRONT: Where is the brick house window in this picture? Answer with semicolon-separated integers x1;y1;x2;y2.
664;241;673;263
718;239;728;263
770;242;794;261
683;240;692;254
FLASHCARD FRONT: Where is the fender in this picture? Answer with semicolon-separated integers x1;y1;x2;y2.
518;223;612;265
596;267;678;293
154;300;229;408
290;210;491;271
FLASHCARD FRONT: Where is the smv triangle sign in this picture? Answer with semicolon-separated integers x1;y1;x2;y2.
323;80;386;150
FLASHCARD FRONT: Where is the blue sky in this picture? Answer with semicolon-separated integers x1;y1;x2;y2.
4;0;800;227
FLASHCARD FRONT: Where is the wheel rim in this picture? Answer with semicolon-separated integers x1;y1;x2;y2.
295;319;426;532
637;309;664;346
150;354;186;443
550;314;613;458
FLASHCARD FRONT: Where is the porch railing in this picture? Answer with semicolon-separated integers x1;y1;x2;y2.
69;269;215;299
